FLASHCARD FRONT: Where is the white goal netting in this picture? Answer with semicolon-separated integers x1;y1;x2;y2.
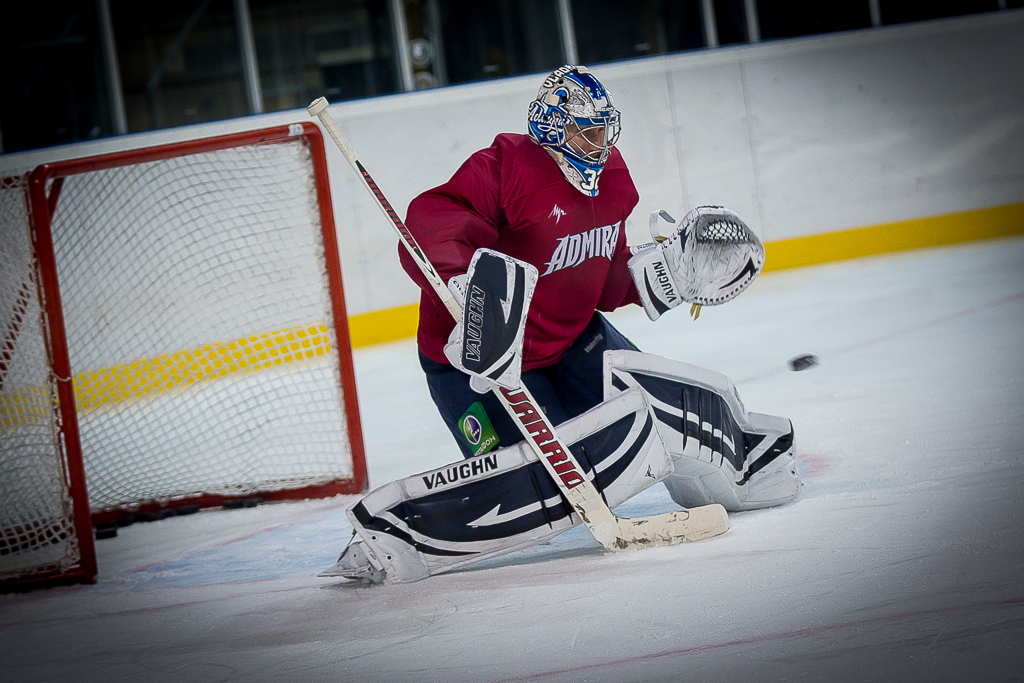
1;127;364;588
1;174;84;584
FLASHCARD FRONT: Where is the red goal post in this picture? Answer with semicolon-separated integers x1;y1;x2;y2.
1;123;368;591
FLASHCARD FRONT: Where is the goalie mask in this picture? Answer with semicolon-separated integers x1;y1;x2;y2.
527;65;621;197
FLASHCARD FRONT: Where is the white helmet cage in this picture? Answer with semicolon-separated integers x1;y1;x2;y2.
527;65;621;195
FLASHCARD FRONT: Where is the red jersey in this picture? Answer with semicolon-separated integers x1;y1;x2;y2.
400;133;641;370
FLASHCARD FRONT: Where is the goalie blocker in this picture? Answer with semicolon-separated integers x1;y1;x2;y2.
444;249;538;393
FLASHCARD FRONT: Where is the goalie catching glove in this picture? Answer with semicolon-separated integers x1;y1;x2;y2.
444;248;538;393
628;206;765;321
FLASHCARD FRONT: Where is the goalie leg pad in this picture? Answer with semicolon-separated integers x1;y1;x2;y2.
603;350;800;512
342;387;671;583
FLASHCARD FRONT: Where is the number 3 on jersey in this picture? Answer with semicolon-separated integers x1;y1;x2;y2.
580;169;598;192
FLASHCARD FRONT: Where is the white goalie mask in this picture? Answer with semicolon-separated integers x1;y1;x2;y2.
527;65;621;197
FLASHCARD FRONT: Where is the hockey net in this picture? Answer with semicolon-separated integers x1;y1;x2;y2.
1;172;95;590
1;123;367;590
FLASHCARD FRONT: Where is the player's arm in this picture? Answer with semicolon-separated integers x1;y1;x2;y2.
402;145;536;391
399;147;505;302
594;158;643;312
628;206;765;320
596;224;643;311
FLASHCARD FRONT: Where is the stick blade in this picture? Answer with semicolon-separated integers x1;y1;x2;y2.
611;504;729;550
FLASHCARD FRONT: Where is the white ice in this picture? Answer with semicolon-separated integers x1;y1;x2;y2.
2;238;1023;682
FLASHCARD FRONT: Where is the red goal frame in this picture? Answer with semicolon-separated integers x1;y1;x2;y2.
3;123;368;592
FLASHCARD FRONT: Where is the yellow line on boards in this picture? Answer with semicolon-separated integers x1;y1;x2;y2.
763;202;1024;273
4;202;1020;421
2;324;334;420
347;303;420;349
72;324;333;412
346;202;1024;348
0;384;50;427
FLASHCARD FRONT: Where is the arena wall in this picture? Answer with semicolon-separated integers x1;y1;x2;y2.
3;10;1021;346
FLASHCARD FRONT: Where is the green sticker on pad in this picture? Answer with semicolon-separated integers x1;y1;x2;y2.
459;401;500;456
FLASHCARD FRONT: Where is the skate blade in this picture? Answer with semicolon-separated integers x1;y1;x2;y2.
318;561;386;584
317;561;350;578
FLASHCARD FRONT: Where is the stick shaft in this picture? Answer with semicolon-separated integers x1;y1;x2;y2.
309;98;459;319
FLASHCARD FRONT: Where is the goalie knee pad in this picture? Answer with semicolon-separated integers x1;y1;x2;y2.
332;387;671;584
603;350;800;512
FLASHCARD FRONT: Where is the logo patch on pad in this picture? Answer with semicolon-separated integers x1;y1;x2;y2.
460;402;500;456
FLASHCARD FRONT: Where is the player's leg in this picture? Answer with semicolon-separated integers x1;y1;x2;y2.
322;387;672;583
546;312;638;419
604;350;801;511
420;353;574;459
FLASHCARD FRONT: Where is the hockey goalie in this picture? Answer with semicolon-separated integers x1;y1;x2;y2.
312;65;801;584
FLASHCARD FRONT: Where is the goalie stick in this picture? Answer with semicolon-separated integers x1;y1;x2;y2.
307;97;728;550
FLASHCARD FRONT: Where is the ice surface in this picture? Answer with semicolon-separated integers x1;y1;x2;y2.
2;238;1022;682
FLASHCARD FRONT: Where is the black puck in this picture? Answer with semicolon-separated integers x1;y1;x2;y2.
789;354;819;371
223;497;264;510
136;508;177;523
94;523;118;540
